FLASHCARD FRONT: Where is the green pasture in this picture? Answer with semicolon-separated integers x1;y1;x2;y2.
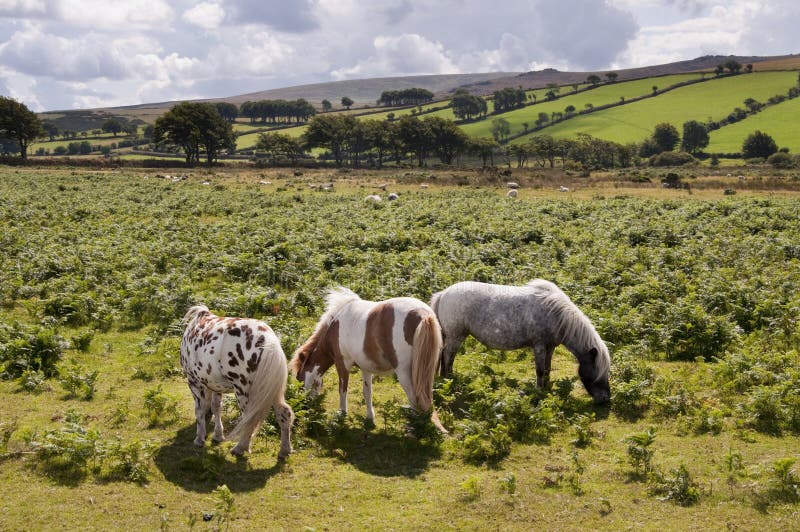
528;71;799;146
466;74;703;139
0;168;798;530
707;96;800;153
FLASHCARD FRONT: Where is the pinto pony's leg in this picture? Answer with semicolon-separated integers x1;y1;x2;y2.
189;381;211;447
274;401;294;459
533;343;555;390
335;359;350;414
362;372;375;423
211;392;224;443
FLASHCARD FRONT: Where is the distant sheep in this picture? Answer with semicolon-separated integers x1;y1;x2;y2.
387;193;399;201
378;183;388;191
365;194;382;202
420;184;429;189
507;189;518;198
559;186;569;192
506;182;520;189
258;180;272;185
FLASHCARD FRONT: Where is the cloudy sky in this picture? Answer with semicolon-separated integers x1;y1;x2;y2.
0;0;797;111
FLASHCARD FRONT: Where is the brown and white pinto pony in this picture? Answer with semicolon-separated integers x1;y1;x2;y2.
289;287;447;433
180;306;294;458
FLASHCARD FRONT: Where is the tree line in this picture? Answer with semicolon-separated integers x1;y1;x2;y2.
239;99;316;124
377;88;434;106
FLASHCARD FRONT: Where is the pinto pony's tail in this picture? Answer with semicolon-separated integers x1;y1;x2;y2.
411;312;447;433
226;339;291;448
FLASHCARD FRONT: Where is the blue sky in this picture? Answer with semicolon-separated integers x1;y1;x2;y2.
0;0;797;111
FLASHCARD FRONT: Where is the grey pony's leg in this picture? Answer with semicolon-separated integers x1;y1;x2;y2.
533;343;556;390
440;330;467;377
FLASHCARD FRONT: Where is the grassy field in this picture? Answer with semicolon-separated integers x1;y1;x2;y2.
707;96;800;153
464;74;704;139
0;167;798;530
522;71;799;147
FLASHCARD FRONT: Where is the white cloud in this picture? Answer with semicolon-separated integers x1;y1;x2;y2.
0;0;46;17
53;0;174;30
182;2;225;30
331;33;458;80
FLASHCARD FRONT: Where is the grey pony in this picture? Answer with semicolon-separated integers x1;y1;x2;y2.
430;280;611;404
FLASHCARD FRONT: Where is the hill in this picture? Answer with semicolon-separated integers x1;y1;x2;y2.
469;53;800;96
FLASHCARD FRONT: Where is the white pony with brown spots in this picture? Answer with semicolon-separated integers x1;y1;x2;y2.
180;306;294;458
289;287;447;433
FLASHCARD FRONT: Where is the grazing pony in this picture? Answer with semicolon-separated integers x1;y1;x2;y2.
180;306;294;458
289;287;447;432
430;280;611;404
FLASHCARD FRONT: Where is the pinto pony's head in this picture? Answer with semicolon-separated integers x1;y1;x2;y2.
289;319;339;396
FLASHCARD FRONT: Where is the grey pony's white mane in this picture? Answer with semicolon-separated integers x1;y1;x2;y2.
528;280;611;381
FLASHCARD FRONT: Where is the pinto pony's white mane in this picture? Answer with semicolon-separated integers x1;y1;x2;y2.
324;286;361;316
528;280;611;381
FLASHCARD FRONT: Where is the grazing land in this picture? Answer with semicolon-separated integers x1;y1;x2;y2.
519;71;800;147
0;167;798;530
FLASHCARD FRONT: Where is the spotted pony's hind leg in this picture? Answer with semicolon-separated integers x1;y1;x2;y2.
189;379;212;447
230;394;251;457
211;392;224;443
274;400;294;459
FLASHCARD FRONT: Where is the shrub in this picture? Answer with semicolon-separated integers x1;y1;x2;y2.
649;151;695;167
459;421;512;464
651;464;701;506
58;361;99;400
625;427;657;478
142;385;180;427
0;324;65;379
767;151;794;168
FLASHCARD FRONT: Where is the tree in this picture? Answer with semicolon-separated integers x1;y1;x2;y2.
321;99;332;112
467;137;500;166
341;96;354;110
256;132;304;164
490;118;511;142
605;72;618;83
652;85;658;95
42;121;59;141
102;119;124;137
743;98;763;113
153;102;235;166
742;130;778;159
451;89;487;121
724;60;742;74
651;122;680;152
564;105;576;116
680;120;709;154
424;116;467;164
0;97;44;160
302;114;358;166
215;102;239;123
586;74;601;86
397;115;433;167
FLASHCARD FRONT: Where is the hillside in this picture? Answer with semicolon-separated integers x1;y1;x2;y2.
472;53;800;96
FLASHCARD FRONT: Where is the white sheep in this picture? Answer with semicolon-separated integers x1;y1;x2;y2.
387;193;399;201
507;189;518;198
506;182;520;189
559;186;569;192
365;194;382;202
420;184;429;189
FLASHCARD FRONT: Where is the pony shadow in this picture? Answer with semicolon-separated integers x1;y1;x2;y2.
152;424;287;493
310;424;442;478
